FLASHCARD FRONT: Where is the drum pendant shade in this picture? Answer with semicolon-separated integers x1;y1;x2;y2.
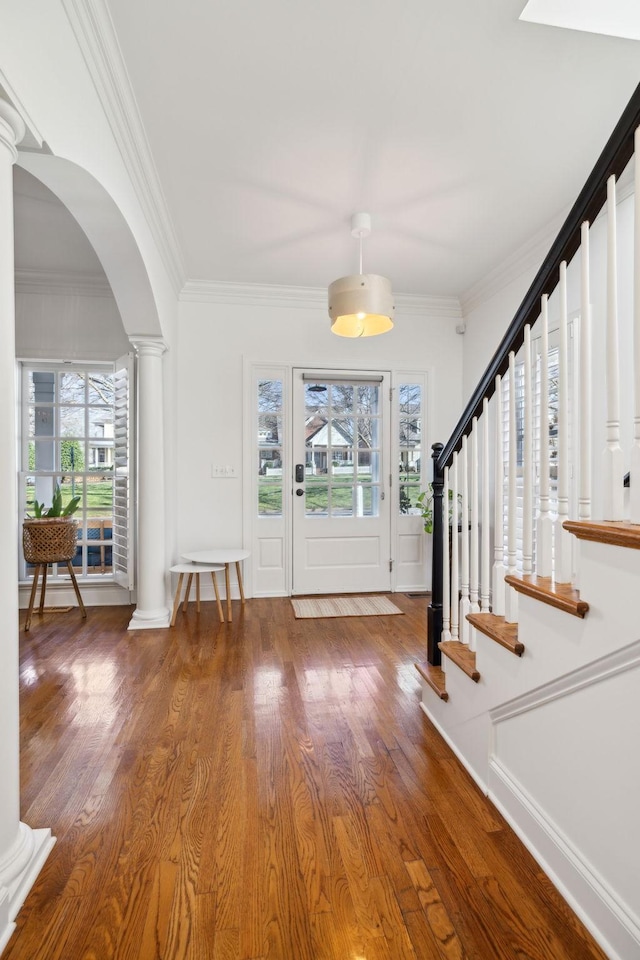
328;214;394;337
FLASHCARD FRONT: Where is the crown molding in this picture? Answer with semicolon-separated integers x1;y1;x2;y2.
180;279;462;319
461;174;636;318
181;280;327;309
61;0;186;295
15;267;114;297
460;209;568;316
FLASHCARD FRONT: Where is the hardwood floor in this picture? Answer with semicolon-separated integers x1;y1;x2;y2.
9;596;607;959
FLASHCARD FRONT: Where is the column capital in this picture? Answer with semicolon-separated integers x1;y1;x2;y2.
129;336;169;359
0;99;25;162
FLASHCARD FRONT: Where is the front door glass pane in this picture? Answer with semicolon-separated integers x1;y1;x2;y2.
304;379;381;518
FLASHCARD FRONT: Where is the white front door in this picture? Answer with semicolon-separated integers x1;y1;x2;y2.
292;369;391;595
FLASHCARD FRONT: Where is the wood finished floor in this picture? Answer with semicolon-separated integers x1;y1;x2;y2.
9;596;608;960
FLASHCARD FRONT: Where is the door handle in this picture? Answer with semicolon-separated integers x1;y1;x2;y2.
296;488;305;496
295;463;305;483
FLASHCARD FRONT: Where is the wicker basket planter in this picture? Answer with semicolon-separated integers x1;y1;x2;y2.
22;518;86;631
23;517;78;564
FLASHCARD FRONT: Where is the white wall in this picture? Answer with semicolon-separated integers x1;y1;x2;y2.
15;286;129;361
175;292;464;588
461;266;540;400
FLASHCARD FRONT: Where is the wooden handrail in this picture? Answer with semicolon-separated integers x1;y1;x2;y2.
438;81;640;471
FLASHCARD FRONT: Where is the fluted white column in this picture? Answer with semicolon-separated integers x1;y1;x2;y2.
492;375;506;616
602;176;624;521
631;130;640;523
0;98;55;943
536;296;553;576
129;337;170;629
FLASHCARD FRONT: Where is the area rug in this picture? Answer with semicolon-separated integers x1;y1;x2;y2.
291;596;403;619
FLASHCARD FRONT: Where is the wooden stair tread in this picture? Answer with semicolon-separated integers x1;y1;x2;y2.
564;519;640;550
438;641;480;682
415;662;449;701
467;613;524;656
505;574;588;619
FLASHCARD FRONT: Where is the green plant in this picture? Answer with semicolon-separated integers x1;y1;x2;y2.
60;440;85;473
416;484;462;534
31;483;81;519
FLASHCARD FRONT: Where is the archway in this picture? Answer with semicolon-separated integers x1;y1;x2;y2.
15;153;170;629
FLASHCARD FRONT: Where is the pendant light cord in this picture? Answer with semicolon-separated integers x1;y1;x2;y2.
359;232;363;275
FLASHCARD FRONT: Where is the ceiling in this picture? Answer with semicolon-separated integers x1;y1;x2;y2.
16;1;640;300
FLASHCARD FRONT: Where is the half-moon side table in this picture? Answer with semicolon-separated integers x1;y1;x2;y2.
181;549;250;622
169;562;225;625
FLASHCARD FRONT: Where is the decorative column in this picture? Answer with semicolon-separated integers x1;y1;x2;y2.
0;97;55;947
129;337;170;629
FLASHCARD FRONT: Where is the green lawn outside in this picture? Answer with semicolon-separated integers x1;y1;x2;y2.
25;478;114;516
258;474;423;515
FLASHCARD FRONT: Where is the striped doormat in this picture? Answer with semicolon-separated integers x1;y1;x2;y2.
291;596;403;619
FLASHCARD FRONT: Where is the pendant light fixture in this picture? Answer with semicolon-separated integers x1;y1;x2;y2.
328;213;395;337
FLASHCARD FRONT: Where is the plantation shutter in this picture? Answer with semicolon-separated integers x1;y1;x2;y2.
501;362;525;571
113;353;134;590
502;340;561;572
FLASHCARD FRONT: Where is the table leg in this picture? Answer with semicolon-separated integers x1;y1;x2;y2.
25;564;41;632
225;563;232;621
171;573;184;627
235;561;246;604
211;572;224;622
183;573;194;612
196;572;201;612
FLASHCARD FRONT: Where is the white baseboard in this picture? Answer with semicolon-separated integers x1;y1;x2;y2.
19;582;132;608
0;825;55;956
418;698;487;793
489;759;640;960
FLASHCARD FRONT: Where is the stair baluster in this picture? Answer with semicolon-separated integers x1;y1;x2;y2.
442;466;451;642
603;175;625;521
481;398;491;614
493;374;506;615
631;128;640;523
505;352;519;623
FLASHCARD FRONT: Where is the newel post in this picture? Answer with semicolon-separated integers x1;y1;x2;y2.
427;442;444;665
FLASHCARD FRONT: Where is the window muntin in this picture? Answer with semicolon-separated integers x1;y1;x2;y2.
258;379;284;516
22;365;116;580
398;383;423;513
303;380;382;518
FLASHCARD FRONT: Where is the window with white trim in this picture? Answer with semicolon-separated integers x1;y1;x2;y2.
398;382;424;513
20;361;125;582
